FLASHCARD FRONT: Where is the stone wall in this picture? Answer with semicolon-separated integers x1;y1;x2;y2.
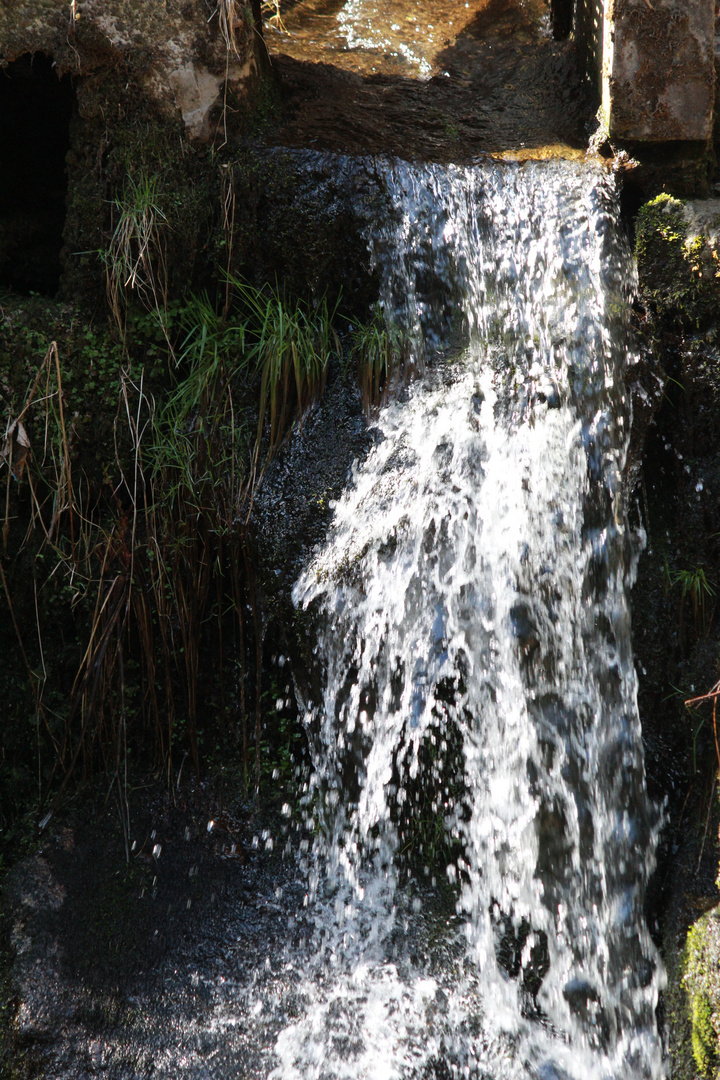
605;0;716;142
572;0;716;146
0;0;263;299
0;0;258;143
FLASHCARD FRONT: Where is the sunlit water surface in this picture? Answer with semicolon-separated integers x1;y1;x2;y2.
270;0;548;77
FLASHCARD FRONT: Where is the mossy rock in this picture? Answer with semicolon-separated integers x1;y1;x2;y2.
680;906;720;1078
635;194;720;333
225;147;381;317
62;104;219;304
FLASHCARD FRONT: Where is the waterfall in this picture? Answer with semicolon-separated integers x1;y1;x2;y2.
275;158;665;1080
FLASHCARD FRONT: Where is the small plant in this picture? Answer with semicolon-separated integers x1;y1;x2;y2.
349;306;408;415
103;173;169;344
154;292;250;523
666;560;716;638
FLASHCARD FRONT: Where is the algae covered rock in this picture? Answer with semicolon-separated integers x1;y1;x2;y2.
682;906;720;1077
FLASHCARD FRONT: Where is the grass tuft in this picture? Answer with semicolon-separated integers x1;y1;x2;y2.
103;173;169;345
225;275;339;467
348;305;408;415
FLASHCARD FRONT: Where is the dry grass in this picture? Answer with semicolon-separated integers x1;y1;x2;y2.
262;0;286;31
0;336;260;827
217;0;244;54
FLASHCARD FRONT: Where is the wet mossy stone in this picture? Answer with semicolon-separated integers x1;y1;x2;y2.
635;194;720;333
682;906;720;1077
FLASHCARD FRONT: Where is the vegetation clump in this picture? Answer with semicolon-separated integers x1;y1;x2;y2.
349;305;409;415
0;261;415;840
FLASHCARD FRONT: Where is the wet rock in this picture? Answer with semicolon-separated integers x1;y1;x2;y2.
631;189;720;1079
253;362;374;593
509;602;540;658
679;906;720;1078
3;791;310;1079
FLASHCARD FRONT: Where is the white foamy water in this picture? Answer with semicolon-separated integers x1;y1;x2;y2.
276;159;665;1080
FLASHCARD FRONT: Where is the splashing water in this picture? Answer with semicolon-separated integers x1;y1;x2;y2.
279;159;665;1079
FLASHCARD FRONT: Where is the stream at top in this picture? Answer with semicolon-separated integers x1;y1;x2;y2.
240;154;665;1080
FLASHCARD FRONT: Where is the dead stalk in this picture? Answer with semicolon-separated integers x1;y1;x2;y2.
686;679;720;775
222;166;236;319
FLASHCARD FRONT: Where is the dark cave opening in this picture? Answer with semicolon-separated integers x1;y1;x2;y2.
0;53;74;296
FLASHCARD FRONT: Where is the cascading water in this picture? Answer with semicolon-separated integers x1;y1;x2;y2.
270;156;666;1080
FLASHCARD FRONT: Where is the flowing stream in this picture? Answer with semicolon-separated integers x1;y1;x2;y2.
270;157;665;1079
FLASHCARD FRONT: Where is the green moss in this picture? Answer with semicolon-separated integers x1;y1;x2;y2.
226;68;281;137
692;991;717;1076
679;912;720;1078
